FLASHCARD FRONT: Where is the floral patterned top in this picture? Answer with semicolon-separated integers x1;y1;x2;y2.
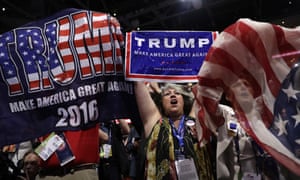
144;116;214;180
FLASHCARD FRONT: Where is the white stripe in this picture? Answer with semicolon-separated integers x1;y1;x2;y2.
28;73;39;81
42;71;49;77
58;35;69;43
115;56;123;64
79;58;90;67
7;77;20;85
74;17;88;27
114;40;122;49
50;62;75;76
51;66;63;76
74;32;86;40
103;57;113;64
74;46;86;54
59;23;69;30
102;42;113;51
64;62;75;71
93;14;108;21
60;48;73;56
92;27;110;36
91;57;101;65
86;44;102;53
73;27;110;41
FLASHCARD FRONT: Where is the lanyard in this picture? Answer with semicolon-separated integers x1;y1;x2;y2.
169;115;185;150
107;124;113;144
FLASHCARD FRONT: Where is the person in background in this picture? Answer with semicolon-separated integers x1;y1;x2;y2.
0;151;23;180
134;81;214;180
98;119;130;180
123;125;141;180
3;141;33;169
22;150;41;180
224;78;281;180
1;140;39;180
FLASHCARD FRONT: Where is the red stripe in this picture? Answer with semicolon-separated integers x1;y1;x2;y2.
116;34;124;43
100;35;114;43
212;32;218;40
104;64;114;72
10;84;22;94
74;24;89;34
59;29;70;36
260;102;273;128
54;70;75;82
197;106;211;143
77;53;89;59
73;40;85;47
103;51;113;58
93;22;108;29
85;38;100;45
125;33;132;78
60;55;75;64
59;18;69;25
197;76;224;89
58;42;71;49
81;67;92;76
116;48;122;56
192;86;216;143
94;64;102;73
73;12;90;37
89;52;101;59
72;12;87;20
127;73;198;80
92;13;108;29
29;80;39;90
116;64;123;72
42;78;51;88
202;96;224;127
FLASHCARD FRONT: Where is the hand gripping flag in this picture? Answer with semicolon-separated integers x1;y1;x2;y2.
194;18;300;175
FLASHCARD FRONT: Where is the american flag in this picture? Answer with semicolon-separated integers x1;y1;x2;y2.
0;9;140;148
194;18;300;175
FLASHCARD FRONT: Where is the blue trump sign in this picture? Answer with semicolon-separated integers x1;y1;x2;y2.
125;31;217;82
